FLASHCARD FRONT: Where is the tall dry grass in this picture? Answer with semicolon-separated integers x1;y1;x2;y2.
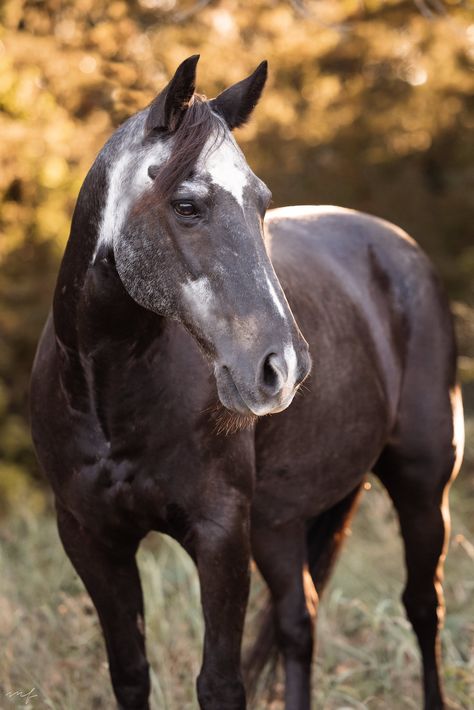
1;423;473;709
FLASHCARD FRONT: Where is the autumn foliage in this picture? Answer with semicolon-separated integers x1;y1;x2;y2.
0;0;473;507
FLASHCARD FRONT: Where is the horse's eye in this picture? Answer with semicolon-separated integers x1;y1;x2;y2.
173;201;198;218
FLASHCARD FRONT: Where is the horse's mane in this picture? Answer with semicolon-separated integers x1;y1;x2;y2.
152;95;224;202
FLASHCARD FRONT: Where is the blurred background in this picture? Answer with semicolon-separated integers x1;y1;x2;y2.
0;1;473;708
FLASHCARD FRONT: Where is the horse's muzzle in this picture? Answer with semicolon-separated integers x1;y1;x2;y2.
215;341;311;417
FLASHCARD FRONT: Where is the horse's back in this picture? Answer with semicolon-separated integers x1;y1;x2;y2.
266;205;437;306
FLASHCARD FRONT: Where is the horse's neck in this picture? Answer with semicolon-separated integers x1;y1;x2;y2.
53;115;148;347
53;154;108;349
53;155;163;403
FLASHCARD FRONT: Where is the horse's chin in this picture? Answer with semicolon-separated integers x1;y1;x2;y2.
208;390;296;436
208;402;257;436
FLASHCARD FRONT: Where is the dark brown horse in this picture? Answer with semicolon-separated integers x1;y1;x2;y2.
30;56;464;710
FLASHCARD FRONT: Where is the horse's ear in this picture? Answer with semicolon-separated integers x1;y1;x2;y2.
145;55;200;134
210;61;268;130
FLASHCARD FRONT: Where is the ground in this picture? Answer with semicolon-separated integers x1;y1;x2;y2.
1;417;473;709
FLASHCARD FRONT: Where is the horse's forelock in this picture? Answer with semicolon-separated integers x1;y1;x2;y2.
151;96;225;203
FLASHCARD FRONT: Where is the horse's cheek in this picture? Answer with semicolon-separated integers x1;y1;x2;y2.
114;228;177;317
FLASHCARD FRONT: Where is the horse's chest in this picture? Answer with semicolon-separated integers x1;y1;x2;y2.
65;438;196;538
41;393;194;535
253;361;391;525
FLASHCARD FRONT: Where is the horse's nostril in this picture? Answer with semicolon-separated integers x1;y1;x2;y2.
263;353;279;390
259;352;286;398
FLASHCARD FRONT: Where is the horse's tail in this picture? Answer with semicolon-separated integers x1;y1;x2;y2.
243;484;363;702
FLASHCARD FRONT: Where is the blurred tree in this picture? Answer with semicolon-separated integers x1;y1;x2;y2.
0;0;473;507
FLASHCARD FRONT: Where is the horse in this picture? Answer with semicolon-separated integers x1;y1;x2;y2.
30;55;464;710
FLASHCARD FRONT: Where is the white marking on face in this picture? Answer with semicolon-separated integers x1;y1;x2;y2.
178;179;210;199
265;273;286;318
181;276;215;323
95;117;252;264
199;132;250;208
283;343;298;391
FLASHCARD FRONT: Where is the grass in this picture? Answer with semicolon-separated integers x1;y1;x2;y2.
1;427;473;710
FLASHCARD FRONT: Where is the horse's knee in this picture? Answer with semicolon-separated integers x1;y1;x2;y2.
402;586;442;629
196;671;246;710
113;660;150;710
116;684;150;710
275;606;314;663
376;441;456;506
406;455;454;502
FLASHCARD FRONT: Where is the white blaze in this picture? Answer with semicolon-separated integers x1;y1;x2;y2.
200;132;249;208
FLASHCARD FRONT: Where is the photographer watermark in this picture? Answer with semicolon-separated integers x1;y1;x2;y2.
4;688;38;706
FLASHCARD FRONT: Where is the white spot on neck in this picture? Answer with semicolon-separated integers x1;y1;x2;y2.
97;151;132;250
93;138;168;261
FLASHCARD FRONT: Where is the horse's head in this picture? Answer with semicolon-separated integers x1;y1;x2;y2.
102;56;311;418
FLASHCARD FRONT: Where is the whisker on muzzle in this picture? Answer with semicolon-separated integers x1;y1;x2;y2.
201;400;257;436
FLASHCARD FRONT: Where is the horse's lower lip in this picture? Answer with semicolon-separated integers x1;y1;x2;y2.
247;392;295;416
216;368;296;417
216;368;255;416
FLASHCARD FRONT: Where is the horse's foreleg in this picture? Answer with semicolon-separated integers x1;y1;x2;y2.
194;500;251;710
252;522;315;710
56;503;150;710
